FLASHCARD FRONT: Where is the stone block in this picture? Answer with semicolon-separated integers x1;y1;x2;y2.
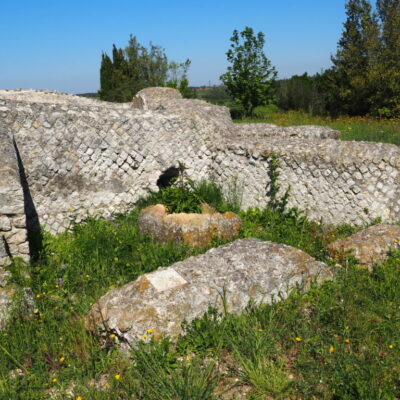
138;204;242;248
328;224;400;269
87;238;331;348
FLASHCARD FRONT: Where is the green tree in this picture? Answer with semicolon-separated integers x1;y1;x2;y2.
99;35;188;102
99;53;113;100
371;0;400;117
331;0;380;115
220;26;277;116
166;59;193;97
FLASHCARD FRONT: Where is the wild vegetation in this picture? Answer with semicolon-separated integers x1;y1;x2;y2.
1;174;399;399
242;107;400;146
99;36;192;102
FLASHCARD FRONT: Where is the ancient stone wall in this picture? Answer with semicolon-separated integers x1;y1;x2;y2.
0;87;399;265
213;136;400;225
0;128;29;264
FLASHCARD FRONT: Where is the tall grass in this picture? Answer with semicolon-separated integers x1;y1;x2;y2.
240;109;400;146
0;181;398;399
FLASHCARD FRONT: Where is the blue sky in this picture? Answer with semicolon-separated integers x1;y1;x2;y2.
0;0;347;93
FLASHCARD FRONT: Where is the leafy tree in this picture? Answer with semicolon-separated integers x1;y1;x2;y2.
166;59;194;98
220;26;277;116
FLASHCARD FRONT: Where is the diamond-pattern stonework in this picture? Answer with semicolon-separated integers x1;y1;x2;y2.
0;87;399;265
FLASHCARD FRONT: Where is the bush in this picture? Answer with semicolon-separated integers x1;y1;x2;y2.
229;103;246;119
137;178;240;214
252;104;282;118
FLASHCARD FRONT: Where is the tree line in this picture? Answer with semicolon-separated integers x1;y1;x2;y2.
278;0;400;118
99;35;192;102
99;0;400;118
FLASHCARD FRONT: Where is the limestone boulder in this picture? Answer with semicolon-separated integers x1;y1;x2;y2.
132;87;182;110
87;238;331;347
328;224;400;269
138;204;242;248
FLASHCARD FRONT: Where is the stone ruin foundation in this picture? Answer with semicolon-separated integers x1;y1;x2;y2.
0;87;399;265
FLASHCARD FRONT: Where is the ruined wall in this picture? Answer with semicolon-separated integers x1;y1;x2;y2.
0;88;399;265
0;128;29;264
1;98;214;235
213;136;400;225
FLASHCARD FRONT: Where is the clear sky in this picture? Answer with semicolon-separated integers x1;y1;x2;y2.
0;0;348;94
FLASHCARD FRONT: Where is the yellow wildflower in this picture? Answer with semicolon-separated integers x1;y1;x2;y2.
109;333;116;339
295;337;302;342
114;374;121;380
257;328;264;332
51;378;58;383
389;344;394;349
329;346;335;353
344;338;350;344
147;328;153;334
59;356;65;362
142;334;147;339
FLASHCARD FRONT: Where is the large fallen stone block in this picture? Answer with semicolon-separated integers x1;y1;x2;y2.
138;204;242;248
328;224;400;269
87;238;331;347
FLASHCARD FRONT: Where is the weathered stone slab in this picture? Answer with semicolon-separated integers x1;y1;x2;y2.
138;204;242;248
328;224;400;269
87;238;331;348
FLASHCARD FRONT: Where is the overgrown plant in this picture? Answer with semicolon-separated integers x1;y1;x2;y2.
137;163;242;214
267;152;291;213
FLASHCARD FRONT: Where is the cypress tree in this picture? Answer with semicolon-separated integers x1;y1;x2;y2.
99;53;113;100
372;0;400;116
99;37;173;102
331;0;380;115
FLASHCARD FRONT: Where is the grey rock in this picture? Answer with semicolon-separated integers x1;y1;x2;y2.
87;238;331;348
328;224;400;269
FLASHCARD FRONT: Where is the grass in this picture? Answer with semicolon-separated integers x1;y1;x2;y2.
0;181;399;399
239;110;400;146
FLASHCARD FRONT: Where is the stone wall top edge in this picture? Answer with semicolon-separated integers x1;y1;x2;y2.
224;137;400;164
0;99;208;126
0;97;224;125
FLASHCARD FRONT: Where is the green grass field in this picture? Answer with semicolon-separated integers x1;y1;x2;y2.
240;110;400;146
1;181;399;398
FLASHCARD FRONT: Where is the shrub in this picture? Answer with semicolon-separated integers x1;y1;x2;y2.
252;104;282;119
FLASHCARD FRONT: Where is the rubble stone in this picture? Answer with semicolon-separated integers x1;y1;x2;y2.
328;224;400;269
